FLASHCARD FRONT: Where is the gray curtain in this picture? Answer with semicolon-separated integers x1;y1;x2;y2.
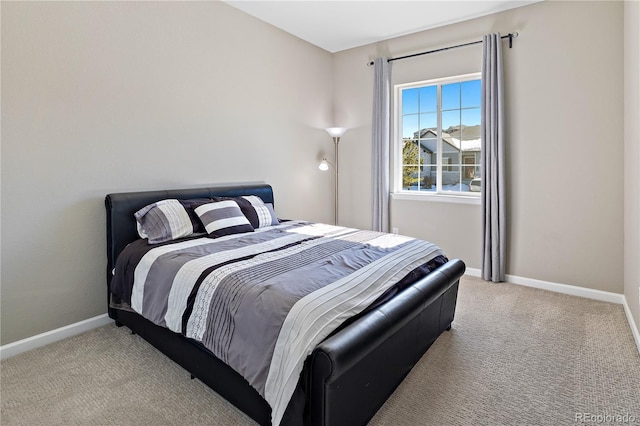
481;33;506;282
372;57;392;232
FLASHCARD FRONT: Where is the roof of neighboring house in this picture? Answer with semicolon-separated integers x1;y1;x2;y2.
413;126;481;153
444;125;481;140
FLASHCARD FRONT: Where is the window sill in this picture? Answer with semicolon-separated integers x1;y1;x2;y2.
391;191;481;205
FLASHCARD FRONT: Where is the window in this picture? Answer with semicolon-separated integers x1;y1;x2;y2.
396;73;481;197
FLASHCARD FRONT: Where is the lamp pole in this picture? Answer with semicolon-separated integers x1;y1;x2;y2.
324;127;347;226
332;136;339;226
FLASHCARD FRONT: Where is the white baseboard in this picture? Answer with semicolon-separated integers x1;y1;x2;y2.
464;268;640;354
0;314;112;360
465;267;625;303
622;299;640;355
464;267;482;277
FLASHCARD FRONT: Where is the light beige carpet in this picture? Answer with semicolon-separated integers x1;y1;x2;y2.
2;276;639;425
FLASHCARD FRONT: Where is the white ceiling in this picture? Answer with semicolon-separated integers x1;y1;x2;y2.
222;1;540;53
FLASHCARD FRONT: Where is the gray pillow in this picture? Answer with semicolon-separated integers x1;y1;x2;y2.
194;200;254;238
238;196;280;228
135;199;194;244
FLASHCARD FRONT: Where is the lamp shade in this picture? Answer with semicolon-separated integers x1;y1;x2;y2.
325;127;347;138
318;159;330;171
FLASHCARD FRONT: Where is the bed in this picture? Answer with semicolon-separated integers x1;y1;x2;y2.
105;183;465;426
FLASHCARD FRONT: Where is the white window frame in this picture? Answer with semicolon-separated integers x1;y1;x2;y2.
393;72;482;205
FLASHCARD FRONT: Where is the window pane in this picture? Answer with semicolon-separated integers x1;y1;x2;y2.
460;137;481;154
442;82;460;110
460;168;478;192
443;152;460;165
402;166;420;190
468;176;482;193
419;85;437;112
419;113;437;132
461;108;481;128
461;80;481;108
442;166;462;192
419;166;437;192
462;154;480;180
402;88;419;115
402;140;421;166
402;114;419;139
462;165;477;181
461;108;481;158
442;110;460;134
418;137;437;165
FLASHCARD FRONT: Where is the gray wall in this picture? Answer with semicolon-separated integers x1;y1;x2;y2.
624;0;640;333
333;1;625;293
0;1;334;345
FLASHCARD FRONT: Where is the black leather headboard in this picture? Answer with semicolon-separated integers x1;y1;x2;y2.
105;183;274;291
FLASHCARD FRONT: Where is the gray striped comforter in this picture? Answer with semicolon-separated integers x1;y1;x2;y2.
116;221;444;425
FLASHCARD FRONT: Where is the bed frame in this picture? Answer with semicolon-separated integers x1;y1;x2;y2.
105;183;465;426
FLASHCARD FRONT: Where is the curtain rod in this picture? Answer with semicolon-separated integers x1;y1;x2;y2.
366;32;518;67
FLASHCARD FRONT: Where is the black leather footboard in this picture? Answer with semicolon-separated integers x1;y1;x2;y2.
309;259;464;426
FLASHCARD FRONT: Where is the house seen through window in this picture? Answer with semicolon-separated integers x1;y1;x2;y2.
397;73;482;195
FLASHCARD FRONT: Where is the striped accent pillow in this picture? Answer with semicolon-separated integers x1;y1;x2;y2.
237;196;280;228
135;199;194;244
194;200;254;238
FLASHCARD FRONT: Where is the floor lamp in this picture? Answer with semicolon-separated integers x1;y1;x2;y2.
319;127;347;225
